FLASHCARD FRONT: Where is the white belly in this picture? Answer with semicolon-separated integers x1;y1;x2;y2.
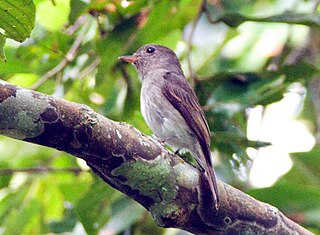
140;83;196;152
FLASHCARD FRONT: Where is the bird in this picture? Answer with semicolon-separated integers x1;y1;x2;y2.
118;44;219;209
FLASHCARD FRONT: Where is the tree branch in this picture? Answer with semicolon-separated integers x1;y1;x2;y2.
0;79;312;235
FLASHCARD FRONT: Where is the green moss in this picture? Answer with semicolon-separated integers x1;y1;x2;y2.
112;156;178;203
16;111;43;137
149;202;180;226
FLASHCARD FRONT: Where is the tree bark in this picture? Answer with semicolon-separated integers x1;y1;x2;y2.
0;79;313;235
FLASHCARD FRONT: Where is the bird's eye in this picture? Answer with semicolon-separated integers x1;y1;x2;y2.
146;47;155;54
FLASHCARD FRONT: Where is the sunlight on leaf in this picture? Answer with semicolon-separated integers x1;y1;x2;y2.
0;0;35;42
35;0;70;31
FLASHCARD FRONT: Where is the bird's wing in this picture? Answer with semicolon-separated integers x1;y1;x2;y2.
162;72;219;208
162;72;210;148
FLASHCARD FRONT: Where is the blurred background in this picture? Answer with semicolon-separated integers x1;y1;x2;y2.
0;0;320;234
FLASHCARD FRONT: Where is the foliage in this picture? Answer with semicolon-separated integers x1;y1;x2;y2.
0;0;320;234
0;0;35;61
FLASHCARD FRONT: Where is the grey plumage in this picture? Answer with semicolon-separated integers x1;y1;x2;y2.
119;44;219;209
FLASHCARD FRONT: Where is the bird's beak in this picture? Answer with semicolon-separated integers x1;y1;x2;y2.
118;55;138;63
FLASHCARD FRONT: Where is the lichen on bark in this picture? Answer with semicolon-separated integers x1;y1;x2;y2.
0;85;49;139
112;155;178;202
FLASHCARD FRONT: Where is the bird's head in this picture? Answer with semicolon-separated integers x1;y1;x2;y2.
118;44;182;80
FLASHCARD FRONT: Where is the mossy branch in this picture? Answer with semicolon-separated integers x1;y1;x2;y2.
0;80;312;235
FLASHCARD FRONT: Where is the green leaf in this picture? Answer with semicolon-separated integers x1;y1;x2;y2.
217;11;320;28
75;179;116;235
3;198;41;235
200;72;285;117
59;180;91;203
40;180;65;221
103;197;145;234
288;146;320;186
305;209;320;228
298;86;317;135
135;0;201;45
0;34;6;62
0;161;11;189
0;186;29;225
247;182;320;214
49;205;78;233
212;131;270;149
0;0;35;42
35;0;70;32
69;0;88;24
199;61;319;118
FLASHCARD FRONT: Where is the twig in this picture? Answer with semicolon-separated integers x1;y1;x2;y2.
0;167;87;175
78;57;101;80
66;15;88;35
266;0;317;70
276;0;319;67
186;1;203;88
186;0;225;87
313;0;320;12
31;18;90;90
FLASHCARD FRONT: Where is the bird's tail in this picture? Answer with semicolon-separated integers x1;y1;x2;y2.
198;145;220;210
204;154;220;210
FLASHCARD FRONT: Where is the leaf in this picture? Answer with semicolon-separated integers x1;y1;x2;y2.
49;205;78;233
200;72;285;117
0;0;35;62
135;0;201;44
35;0;70;32
0;161;11;189
3;198;41;235
58;180;88;200
0;0;35;42
0;34;6;62
198;61;318;171
287;146;320;187
298;86;317;135
247;182;320;214
217;11;320;28
75;179;116;235
0;186;29;225
199;60;319;118
40;180;65;221
212;131;270;149
101;197;145;234
69;0;88;24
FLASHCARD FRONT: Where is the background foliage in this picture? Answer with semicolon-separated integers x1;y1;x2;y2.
1;0;320;234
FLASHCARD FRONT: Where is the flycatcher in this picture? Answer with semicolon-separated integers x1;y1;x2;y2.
119;44;219;209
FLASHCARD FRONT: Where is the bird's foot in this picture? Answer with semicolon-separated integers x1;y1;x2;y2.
152;135;166;147
153;135;176;147
158;138;166;147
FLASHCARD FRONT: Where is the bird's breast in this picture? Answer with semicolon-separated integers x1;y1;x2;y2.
140;80;194;151
140;82;165;134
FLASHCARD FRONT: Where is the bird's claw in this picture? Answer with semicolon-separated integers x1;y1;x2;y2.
152;135;176;147
158;138;166;147
151;134;166;147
